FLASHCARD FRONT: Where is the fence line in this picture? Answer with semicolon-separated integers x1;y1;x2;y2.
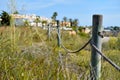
48;17;120;79
56;29;91;53
55;23;120;72
60;36;120;72
61;38;91;53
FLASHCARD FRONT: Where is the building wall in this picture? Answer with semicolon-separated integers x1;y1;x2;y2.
11;14;52;27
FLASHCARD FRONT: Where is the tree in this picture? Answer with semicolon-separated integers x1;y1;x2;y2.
51;12;58;21
69;18;73;27
24;19;29;27
0;11;10;26
63;16;67;26
73;19;78;27
51;12;58;27
113;26;119;31
42;20;47;27
63;16;67;22
34;16;41;27
73;19;79;32
13;11;19;14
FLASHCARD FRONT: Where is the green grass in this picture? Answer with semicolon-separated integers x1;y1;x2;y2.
0;26;120;80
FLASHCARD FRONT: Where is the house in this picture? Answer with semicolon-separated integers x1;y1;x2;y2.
11;14;52;27
60;21;71;27
81;27;91;34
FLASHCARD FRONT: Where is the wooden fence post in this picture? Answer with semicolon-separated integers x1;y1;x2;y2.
91;14;103;80
47;23;51;40
56;20;61;47
0;18;2;26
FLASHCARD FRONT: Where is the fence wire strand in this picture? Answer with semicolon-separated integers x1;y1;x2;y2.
90;42;120;72
56;26;120;72
56;30;91;53
61;39;91;53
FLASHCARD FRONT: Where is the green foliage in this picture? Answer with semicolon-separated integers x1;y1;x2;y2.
78;32;89;38
42;20;47;26
103;37;120;50
116;34;120;49
34;16;41;27
51;12;58;21
108;37;117;49
0;11;10;26
72;19;78;27
13;11;19;14
24;20;29;27
101;50;120;80
63;16;67;22
69;18;72;27
72;26;78;33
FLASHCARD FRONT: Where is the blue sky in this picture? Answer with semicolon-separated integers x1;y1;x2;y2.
0;0;120;27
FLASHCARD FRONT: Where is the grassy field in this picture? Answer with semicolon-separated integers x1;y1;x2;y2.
0;26;120;80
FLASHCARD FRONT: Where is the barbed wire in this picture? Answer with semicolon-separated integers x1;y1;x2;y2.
90;42;120;72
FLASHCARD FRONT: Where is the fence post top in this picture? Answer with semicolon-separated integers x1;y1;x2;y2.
56;20;60;27
92;14;103;27
93;14;103;17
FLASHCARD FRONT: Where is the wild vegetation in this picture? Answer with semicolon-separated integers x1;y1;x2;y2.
0;0;120;79
0;26;120;80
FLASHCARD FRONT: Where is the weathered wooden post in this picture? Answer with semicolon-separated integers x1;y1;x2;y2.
0;18;2;26
56;20;61;47
47;23;51;40
91;14;103;80
56;20;62;80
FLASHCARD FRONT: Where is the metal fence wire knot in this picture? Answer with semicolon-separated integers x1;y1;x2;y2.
98;31;104;38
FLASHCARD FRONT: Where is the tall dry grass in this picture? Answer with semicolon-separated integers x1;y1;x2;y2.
0;26;120;80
